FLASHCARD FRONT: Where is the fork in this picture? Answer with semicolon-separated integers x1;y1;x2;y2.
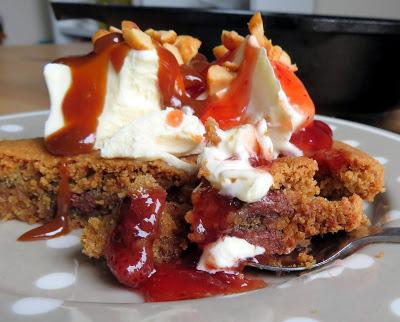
247;226;400;272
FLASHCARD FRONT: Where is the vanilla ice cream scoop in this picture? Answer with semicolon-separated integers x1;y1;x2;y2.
101;108;204;173
44;46;205;172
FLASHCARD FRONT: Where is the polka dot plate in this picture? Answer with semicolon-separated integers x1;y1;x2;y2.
0;111;400;322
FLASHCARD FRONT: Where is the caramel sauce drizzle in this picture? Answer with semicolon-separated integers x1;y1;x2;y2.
18;162;71;241
29;28;315;243
45;33;129;156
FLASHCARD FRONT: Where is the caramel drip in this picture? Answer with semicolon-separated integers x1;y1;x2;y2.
18;162;71;241
45;33;129;156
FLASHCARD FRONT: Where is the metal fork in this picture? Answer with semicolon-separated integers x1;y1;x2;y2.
247;226;400;272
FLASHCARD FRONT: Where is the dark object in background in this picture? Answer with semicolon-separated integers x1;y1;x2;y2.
51;2;400;130
0;16;5;45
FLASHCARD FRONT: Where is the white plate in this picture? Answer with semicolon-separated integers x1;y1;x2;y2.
1;111;400;322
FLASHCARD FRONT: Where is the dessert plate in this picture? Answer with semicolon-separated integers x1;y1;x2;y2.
1;110;400;322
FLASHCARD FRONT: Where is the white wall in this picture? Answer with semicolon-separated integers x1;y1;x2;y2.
251;0;400;20
315;0;400;20
0;0;52;45
250;0;314;14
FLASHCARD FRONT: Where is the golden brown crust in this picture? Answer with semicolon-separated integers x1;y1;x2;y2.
78;175;190;262
81;201;190;262
81;215;116;259
0;138;194;224
269;156;319;196
0;136;384;266
316;141;385;201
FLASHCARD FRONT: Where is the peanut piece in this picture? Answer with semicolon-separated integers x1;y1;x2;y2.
221;30;244;50
92;29;110;44
213;45;229;60
174;35;201;64
109;26;122;33
207;65;236;97
123;28;154;50
222;61;239;72
145;29;177;44
248;12;265;46
163;43;184;65
121;20;139;32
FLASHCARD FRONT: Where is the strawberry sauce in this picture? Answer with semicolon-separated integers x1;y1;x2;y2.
272;61;315;128
200;41;259;130
290;120;333;155
104;187;265;301
105;187;166;288
139;261;265;302
188;183;295;256
188;184;242;247
18;162;71;241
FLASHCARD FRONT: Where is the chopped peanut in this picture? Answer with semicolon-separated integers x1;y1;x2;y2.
248;12;297;71
268;45;297;71
222;61;239;72
204;117;221;146
221;30;244;50
263;36;273;52
109;26;122;33
268;45;283;61
163;43;184;65
121;20;139;32
145;29;177;44
92;29;110;44
213;45;229;60
160;30;177;44
207;65;236;97
174;35;201;64
198;118;221;178
145;28;158;39
248;12;265;46
278;49;297;71
123;28;154;50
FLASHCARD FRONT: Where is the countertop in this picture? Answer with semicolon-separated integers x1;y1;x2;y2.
0;43;91;115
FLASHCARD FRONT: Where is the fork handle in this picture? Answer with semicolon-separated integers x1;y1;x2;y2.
315;227;400;270
357;227;400;245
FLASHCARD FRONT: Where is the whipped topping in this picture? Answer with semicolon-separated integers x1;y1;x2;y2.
44;48;204;172
197;236;265;274
101;108;204;173
95;49;162;148
198;119;274;203
241;36;304;157
198;36;306;202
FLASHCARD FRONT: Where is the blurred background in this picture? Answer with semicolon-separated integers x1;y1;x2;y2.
0;0;399;132
1;0;400;45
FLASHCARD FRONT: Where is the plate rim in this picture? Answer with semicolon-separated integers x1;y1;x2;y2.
1;110;399;311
